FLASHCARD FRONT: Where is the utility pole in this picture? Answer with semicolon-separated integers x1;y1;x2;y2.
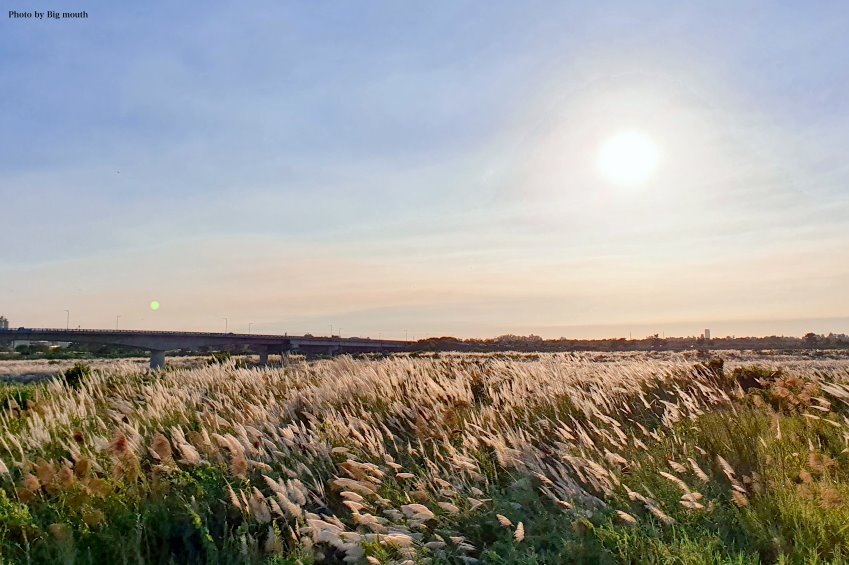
64;310;70;330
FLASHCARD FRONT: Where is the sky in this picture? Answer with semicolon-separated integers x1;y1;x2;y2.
1;1;848;339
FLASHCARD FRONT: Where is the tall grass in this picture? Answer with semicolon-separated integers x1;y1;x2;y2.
0;353;848;563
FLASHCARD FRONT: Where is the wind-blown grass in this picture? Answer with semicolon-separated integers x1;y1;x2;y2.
0;353;848;563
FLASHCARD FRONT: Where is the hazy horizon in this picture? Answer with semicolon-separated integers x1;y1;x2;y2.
3;2;848;339
1;313;847;341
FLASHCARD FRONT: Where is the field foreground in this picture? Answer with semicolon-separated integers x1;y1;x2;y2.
1;353;849;563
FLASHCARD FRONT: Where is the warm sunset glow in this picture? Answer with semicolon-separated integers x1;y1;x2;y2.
4;4;847;340
597;131;659;187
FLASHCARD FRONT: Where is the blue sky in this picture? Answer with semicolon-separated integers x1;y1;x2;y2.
2;1;848;338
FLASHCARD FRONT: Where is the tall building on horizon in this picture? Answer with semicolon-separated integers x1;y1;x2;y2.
0;316;8;330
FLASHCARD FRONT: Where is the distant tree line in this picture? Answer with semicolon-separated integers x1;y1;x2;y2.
0;342;266;359
0;342;147;359
2;332;848;359
409;332;849;353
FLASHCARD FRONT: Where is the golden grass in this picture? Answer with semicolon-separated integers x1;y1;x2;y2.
1;352;848;562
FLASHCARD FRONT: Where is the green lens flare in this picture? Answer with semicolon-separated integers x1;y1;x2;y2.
150;300;160;311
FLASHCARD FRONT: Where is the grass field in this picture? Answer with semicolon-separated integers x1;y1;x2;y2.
1;352;848;563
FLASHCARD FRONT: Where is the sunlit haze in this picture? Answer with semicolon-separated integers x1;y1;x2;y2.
597;131;659;187
2;2;848;339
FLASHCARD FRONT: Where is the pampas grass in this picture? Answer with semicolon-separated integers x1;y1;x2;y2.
0;352;848;562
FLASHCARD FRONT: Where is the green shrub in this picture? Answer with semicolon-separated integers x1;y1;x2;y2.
0;384;36;413
208;351;232;365
732;365;781;392
63;362;92;388
694;357;725;382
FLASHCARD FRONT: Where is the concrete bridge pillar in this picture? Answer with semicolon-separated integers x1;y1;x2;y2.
150;350;166;370
254;345;270;366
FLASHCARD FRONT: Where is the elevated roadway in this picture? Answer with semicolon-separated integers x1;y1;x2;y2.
0;328;411;369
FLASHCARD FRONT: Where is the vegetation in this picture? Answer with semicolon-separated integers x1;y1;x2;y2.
0;353;848;563
61;363;91;389
411;333;849;353
0;342;147;361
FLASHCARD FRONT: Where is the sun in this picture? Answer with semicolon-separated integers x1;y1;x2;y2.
597;131;659;187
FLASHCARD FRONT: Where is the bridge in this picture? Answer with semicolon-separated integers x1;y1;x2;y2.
0;328;411;369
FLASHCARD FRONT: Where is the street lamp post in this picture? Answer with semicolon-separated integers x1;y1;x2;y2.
64;310;70;330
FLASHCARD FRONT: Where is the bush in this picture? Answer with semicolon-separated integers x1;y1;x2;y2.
732;365;781;392
761;373;820;413
208;352;231;365
700;356;725;378
0;384;36;413
63;362;92;388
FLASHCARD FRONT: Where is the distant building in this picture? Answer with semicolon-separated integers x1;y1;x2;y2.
704;329;711;341
0;316;8;330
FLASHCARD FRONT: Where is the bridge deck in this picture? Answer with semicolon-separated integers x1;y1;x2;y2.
0;328;411;369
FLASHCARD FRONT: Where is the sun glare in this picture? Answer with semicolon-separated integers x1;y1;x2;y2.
597;131;659;187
